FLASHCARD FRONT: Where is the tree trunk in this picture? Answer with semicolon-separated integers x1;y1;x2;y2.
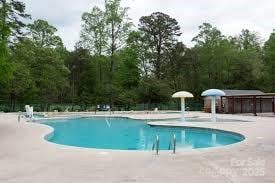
10;93;15;112
156;45;161;79
99;61;102;84
1;0;8;61
109;22;115;109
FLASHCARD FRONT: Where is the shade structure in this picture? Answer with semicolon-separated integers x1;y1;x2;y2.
172;91;194;98
201;89;225;122
201;89;226;97
172;91;194;122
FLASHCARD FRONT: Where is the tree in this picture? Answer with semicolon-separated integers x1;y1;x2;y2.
264;30;275;91
137;78;172;105
65;48;101;104
79;7;107;84
34;47;69;104
4;62;32;111
27;19;63;48
127;31;150;77
192;23;233;88
139;12;181;79
0;0;30;84
230;29;264;89
193;23;265;90
235;29;261;51
9;38;37;102
0;0;30;44
8;20;70;106
114;46;141;105
11;38;69;104
80;7;107;55
104;0;132;107
181;48;202;96
164;42;187;90
193;23;224;47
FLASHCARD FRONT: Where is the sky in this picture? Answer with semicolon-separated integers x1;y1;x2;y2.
24;0;275;50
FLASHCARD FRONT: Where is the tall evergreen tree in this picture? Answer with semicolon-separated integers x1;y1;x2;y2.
139;12;181;79
0;0;30;83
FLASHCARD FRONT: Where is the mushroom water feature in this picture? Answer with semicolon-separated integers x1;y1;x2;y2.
201;89;225;122
172;91;194;122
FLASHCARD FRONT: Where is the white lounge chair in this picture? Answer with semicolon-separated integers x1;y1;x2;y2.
25;105;34;119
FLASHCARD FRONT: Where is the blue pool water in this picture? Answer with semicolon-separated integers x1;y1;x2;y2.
42;117;244;150
33;114;46;119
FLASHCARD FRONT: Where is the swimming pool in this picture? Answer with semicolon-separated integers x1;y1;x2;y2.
42;117;244;150
151;117;249;123
33;113;47;119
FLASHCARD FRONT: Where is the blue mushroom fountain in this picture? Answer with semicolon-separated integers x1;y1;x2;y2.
201;89;225;122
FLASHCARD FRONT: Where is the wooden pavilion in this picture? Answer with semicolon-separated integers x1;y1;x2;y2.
203;90;275;116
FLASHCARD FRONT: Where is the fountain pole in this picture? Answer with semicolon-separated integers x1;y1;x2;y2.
202;89;225;123
211;96;216;122
181;98;185;122
172;91;193;123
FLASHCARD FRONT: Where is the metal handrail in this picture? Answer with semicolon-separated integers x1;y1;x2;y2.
18;112;22;122
152;135;159;155
18;112;28;122
168;134;176;154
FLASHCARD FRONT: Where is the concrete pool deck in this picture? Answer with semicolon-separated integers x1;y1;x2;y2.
0;112;275;183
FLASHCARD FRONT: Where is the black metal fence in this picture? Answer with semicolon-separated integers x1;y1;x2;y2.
0;101;203;112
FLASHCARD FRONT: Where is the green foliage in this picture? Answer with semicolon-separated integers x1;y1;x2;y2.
114;47;140;105
0;1;274;111
65;48;101;104
264;30;275;91
192;23;264;91
116;47;140;89
28;19;63;48
79;7;107;55
0;0;30;84
105;0;132;52
235;29;261;51
4;21;69;107
0;0;31;42
127;31;150;77
137;78;172;104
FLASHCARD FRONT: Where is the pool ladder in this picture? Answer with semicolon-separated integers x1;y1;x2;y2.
168;134;176;154
152;135;159;155
152;134;176;155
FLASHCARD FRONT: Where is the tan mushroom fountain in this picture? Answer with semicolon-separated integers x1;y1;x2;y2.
172;91;194;122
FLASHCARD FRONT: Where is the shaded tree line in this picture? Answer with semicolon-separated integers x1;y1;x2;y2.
0;0;274;111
